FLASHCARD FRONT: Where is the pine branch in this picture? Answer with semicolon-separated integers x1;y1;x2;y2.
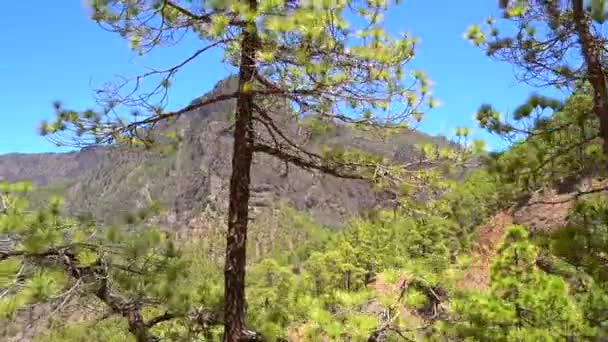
252;142;368;180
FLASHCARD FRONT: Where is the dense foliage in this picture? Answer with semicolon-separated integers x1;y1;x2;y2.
0;182;224;341
5;107;608;342
0;165;496;341
443;226;594;341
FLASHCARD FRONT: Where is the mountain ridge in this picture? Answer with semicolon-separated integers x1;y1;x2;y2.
0;76;453;233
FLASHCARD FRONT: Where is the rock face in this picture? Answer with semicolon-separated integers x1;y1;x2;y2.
0;76;451;233
511;178;607;234
512;190;574;234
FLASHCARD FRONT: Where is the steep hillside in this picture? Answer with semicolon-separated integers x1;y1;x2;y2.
0;76;451;232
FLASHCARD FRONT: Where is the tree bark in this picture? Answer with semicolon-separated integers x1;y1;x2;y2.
94;263;159;342
223;0;259;340
572;0;608;163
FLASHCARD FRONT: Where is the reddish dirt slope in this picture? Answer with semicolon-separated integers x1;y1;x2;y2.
459;212;513;291
460;181;608;292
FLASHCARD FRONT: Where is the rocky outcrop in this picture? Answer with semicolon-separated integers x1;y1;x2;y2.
512;178;608;233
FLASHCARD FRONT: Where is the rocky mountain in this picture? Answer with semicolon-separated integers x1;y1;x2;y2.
0;76;452;236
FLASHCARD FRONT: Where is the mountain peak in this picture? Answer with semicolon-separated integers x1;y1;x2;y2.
188;74;239;108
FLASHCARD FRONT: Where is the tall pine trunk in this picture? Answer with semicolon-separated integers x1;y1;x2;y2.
223;0;258;340
572;0;608;163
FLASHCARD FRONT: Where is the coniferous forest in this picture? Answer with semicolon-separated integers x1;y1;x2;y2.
2;1;608;341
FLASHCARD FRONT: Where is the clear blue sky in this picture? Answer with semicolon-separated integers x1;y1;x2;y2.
0;1;552;154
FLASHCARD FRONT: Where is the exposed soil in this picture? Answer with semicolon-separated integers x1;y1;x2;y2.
512;190;574;234
459;212;513;291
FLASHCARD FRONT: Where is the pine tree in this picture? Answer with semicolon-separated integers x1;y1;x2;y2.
0;182;224;342
467;0;608;165
557;195;608;283
443;225;594;341
479;90;603;194
39;1;459;339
